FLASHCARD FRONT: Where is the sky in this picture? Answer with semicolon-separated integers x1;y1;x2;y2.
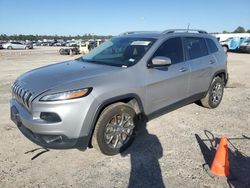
0;0;249;36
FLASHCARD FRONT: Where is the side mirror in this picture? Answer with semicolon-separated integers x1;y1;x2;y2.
148;56;172;68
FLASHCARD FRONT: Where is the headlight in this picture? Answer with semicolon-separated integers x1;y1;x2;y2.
40;88;92;101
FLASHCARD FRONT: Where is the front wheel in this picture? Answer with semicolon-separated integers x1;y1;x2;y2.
59;48;65;55
200;77;224;109
92;102;136;155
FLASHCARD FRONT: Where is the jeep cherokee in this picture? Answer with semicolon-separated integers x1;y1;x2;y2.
10;29;228;155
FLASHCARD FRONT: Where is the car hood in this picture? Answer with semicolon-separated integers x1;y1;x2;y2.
15;59;121;96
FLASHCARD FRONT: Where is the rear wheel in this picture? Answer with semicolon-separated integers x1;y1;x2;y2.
7;46;12;50
200;77;224;108
92;102;136;155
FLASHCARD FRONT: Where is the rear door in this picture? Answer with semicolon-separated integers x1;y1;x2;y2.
16;42;25;49
12;42;23;49
11;42;18;49
146;37;190;114
183;37;215;96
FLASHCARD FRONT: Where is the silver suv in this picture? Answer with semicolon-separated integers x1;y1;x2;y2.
10;29;228;155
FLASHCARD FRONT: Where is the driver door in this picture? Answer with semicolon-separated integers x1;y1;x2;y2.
146;37;190;115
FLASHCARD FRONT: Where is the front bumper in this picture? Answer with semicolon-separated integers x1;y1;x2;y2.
10;94;99;149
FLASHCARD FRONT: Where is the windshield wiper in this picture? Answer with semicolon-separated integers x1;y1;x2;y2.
81;58;123;67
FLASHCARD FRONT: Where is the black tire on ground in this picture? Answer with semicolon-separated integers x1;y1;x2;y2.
59;48;66;55
72;49;77;55
200;77;224;109
92;102;136;155
7;46;12;50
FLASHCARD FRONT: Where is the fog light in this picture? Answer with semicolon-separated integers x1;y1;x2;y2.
40;112;61;122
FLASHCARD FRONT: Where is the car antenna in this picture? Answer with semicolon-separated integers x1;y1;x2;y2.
187;23;190;32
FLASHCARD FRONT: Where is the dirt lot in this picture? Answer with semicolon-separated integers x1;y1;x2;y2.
0;47;249;188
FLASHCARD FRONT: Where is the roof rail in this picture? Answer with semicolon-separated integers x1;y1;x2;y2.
162;29;207;34
119;31;158;36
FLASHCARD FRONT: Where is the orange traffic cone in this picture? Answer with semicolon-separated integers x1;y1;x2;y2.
210;136;229;177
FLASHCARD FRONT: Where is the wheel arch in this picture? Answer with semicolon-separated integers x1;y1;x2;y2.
214;70;227;85
86;93;145;148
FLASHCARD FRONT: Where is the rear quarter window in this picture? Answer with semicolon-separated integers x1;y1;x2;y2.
184;37;208;60
206;38;218;54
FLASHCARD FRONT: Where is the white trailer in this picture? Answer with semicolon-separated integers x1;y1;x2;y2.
214;33;250;42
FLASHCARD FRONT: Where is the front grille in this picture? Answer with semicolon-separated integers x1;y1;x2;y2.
12;82;33;110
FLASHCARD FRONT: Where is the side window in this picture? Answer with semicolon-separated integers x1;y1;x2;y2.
206;38;218;53
184;37;208;60
152;37;184;64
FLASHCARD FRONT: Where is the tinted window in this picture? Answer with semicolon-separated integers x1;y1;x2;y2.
184;37;208;60
12;42;21;45
206;38;218;53
152;37;184;64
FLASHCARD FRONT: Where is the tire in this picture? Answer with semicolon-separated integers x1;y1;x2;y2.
200;77;224;109
92;102;136;155
59;48;66;55
25;46;29;50
7;46;12;50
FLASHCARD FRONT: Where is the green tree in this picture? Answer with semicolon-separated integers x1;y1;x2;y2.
233;26;246;33
247;29;250;33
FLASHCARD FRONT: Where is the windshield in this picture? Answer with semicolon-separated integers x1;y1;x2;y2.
81;37;156;67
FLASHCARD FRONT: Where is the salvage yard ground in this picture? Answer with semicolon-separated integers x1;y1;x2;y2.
0;47;249;188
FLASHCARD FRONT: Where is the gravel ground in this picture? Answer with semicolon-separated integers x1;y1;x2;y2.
0;47;249;188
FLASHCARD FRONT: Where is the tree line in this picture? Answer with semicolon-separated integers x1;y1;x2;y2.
0;33;113;41
1;26;250;41
222;26;250;34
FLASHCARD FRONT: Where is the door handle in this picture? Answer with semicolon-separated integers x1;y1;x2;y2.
179;67;188;72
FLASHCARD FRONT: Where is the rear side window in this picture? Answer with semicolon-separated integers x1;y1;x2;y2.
184;37;208;60
206;38;218;53
152;37;184;64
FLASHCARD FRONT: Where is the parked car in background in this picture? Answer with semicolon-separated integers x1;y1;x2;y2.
214;33;250;52
66;41;78;47
215;33;250;43
0;42;4;49
59;47;79;55
239;38;250;53
40;42;49;46
219;37;248;52
2;42;33;50
53;41;66;46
